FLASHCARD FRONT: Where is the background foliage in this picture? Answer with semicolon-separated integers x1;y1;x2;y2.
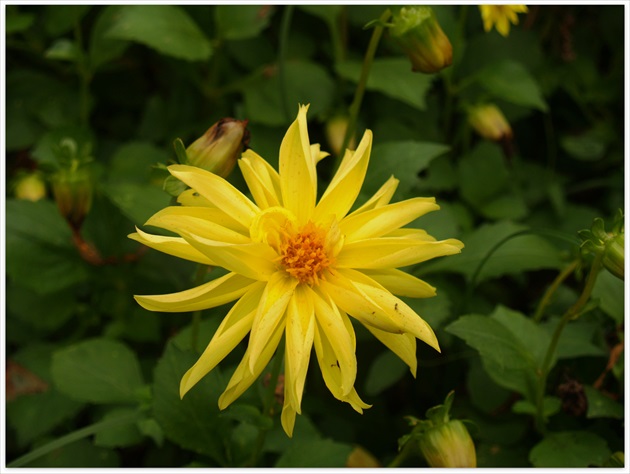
5;4;625;468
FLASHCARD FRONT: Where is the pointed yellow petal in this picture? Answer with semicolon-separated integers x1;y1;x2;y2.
248;272;297;372
334;268;440;352
146;206;250;244
281;401;298;438
169;164;259;228
314;130;372;222
285;286;315;410
129;228;216;265
384;228;435;240
279;104;316;223
336;237;464;269
348;176;399;217
310;143;329;164
180;282;265;397
360;269;436;298
311;287;357;396
218;318;285;410
135;272;255;312
177;231;278;281
177;188;213;207
238;149;282;209
364;327;418;377
313;322;371;412
340;197;439;243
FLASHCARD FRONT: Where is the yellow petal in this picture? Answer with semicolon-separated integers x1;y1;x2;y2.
285;285;315;410
135;272;256;312
314;129;373;222
177;231;278;281
146;206;250;244
248;271;298;372
336;237;464;269
281;401;298;438
169;164;259;228
364;326;418;377
279;104;316;223
218;318;285;410
359;269;436;298
180;282;265;397
384;228;435;240
310;143;329;164
340;197;439;243
335;268;440;352
177;188;213;207
129;228;216;265
238;149;282;209
313;322;371;412
311;287;357;396
347;176;399;217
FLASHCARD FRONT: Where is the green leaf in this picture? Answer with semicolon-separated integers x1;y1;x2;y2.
476;60;548;111
6;199;88;294
108;141;170;184
153;341;230;464
512;397;561;418
21;438;120;468
7;283;75;332
336;58;434;110
364;350;408;396
243;60;335;126
420;221;563;282
458;142;527;220
6;12;35;34
221;404;273;430
43;5;91;36
44;39;80;62
583;385;624;419
466;358;511;414
52;338;144;404
105;5;212;61
215;5;274;40
275;438;353;467
545;317;607;359
103;182;171;227
363;141;449;198
560;132;607;161
529;431;611;467
89;6;129;71
94;408;144;448
591;269;624;324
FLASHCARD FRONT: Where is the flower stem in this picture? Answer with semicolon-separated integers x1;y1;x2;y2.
336;8;392;170
533;259;579;323
8;410;143;467
387;437;416;467
278;5;294;123
534;252;604;433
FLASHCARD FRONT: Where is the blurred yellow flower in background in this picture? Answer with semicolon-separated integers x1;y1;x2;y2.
130;105;463;436
479;5;528;37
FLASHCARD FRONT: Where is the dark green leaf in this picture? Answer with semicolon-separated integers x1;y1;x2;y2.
52;338;144;404
105;5;212;61
108;141;170;184
215;5;274;40
89;6;129;71
44;39;80;62
22;438;119;468
275;439;353;467
512;397;560;417
103;182;171;227
476;60;548;111
153;341;230;464
94;408;144;448
221;404;273;430
591;269;624;324
43;5;91;36
546;317;607;359
583;385;623;419
529;431;611;467
6;12;35;34
364;350;408;396
7;283;75;332
336;58;434;110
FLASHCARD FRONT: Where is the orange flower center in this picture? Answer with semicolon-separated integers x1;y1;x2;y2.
280;223;331;285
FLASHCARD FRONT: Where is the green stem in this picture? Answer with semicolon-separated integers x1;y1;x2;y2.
74;21;91;125
278;5;294;123
533;259;579;323
8;410;143;467
249;341;286;467
191;264;209;353
335;8;392;171
387;437;416;467
534;252;604;433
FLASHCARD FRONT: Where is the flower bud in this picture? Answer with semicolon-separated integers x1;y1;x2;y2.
186;118;250;177
579;212;624;280
468;104;513;142
603;231;624;280
14;172;47;202
51;165;93;231
325;114;355;157
419;419;477;468
389;6;453;74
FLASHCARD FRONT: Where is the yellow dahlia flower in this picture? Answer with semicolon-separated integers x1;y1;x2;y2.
479;5;528;37
130;105;463;436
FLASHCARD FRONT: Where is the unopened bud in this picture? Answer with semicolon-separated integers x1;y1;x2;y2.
346;445;381;468
419;419;477;468
579;211;624;280
15;172;47;202
325;115;355;157
389;6;453;74
51;166;92;230
186;118;250;177
603;232;624;280
468;104;513;142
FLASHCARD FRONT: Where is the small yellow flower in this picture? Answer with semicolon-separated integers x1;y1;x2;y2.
468;104;513;142
479;5;528;37
130;105;463;436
